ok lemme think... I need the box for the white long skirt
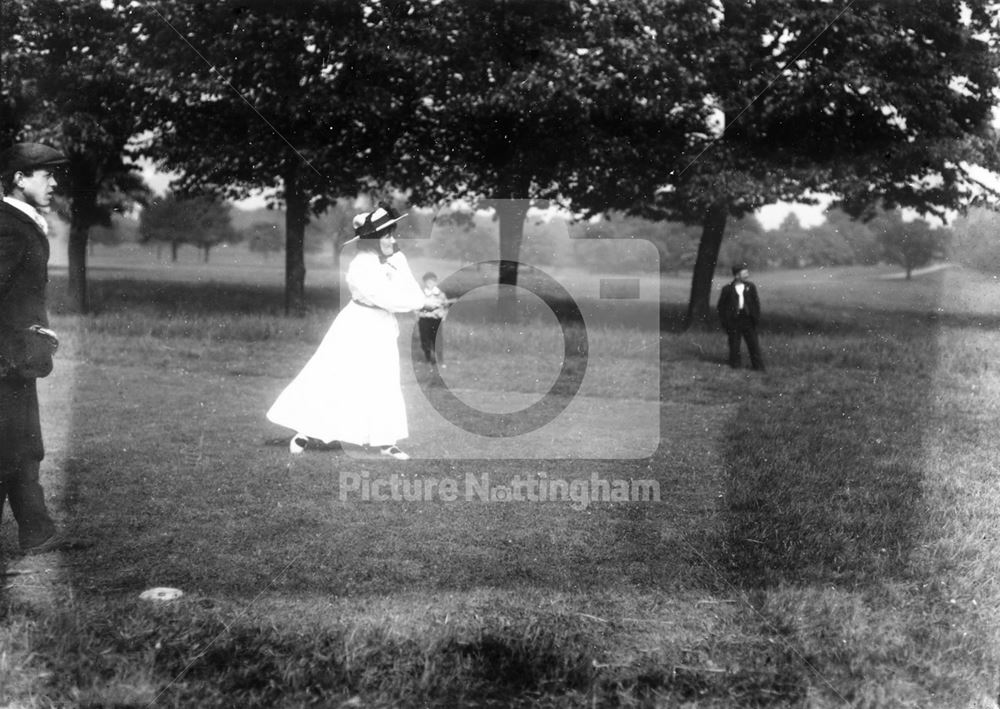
[266,302,408,446]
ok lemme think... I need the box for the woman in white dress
[266,202,428,460]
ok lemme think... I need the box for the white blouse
[347,251,425,313]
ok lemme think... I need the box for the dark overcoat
[0,201,50,462]
[716,279,761,331]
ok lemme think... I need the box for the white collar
[3,196,49,235]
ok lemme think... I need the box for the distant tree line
[99,192,961,279]
[405,204,956,278]
[132,196,361,262]
[720,209,953,278]
[577,207,952,278]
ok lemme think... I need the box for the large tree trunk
[685,201,729,330]
[67,218,89,314]
[66,159,100,313]
[284,165,308,317]
[495,174,531,322]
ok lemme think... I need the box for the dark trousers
[418,317,442,363]
[0,458,55,549]
[727,314,765,370]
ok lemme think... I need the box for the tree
[825,208,881,266]
[641,217,700,275]
[772,213,812,269]
[872,210,950,279]
[425,209,499,266]
[127,0,416,315]
[570,213,701,276]
[3,0,149,311]
[800,221,856,267]
[950,206,1000,273]
[140,194,185,262]
[140,193,238,262]
[88,212,139,252]
[309,198,362,274]
[189,197,241,263]
[390,0,713,317]
[719,214,773,270]
[637,1,1000,326]
[246,221,284,261]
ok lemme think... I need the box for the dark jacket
[717,279,761,330]
[0,201,50,332]
[0,200,50,460]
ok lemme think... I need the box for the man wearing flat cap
[717,262,765,371]
[0,142,69,554]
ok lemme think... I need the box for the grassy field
[2,257,999,707]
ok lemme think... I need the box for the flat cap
[1,143,68,174]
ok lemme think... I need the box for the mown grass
[2,265,999,707]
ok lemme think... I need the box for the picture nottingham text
[339,472,661,511]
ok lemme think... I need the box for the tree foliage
[126,0,416,314]
[871,210,950,279]
[950,206,1000,273]
[572,215,701,275]
[718,215,772,270]
[387,0,713,314]
[140,193,240,262]
[385,0,998,322]
[824,208,883,266]
[423,209,499,266]
[245,221,284,259]
[7,0,998,320]
[637,0,1000,325]
[2,0,150,311]
[89,213,140,249]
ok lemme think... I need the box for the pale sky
[141,157,1000,230]
[756,200,830,230]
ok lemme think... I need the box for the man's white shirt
[3,196,49,235]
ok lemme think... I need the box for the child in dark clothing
[417,272,450,366]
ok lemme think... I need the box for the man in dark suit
[0,142,69,554]
[716,262,765,371]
